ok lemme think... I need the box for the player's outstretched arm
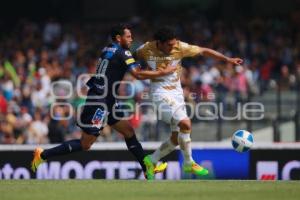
[130,65,176,80]
[200,48,243,65]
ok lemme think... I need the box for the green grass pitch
[1,180,299,200]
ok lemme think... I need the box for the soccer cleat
[143,155,155,180]
[154,162,168,174]
[183,161,209,176]
[31,147,45,172]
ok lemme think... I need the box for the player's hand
[227,58,243,65]
[160,65,177,75]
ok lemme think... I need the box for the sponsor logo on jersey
[102,47,117,53]
[148,56,175,61]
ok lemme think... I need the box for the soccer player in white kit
[136,27,243,176]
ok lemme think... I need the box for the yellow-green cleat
[31,147,45,172]
[143,155,168,180]
[143,155,155,180]
[154,162,168,174]
[183,161,209,176]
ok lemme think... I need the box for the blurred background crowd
[1,0,300,144]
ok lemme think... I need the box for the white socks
[178,132,194,165]
[150,132,194,165]
[150,139,176,163]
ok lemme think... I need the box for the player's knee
[81,143,92,151]
[178,120,191,132]
[80,141,93,151]
[80,132,97,151]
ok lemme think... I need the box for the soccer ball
[231,130,254,153]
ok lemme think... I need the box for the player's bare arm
[130,65,176,80]
[199,47,243,65]
[131,51,176,80]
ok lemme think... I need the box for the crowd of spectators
[1,14,300,144]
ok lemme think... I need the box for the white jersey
[136,40,203,95]
[136,40,203,125]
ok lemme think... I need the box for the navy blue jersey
[86,43,139,99]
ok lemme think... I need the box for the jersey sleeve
[179,41,203,58]
[120,49,140,71]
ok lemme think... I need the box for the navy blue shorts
[77,89,124,137]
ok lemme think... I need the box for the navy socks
[125,135,146,172]
[41,139,83,160]
[40,136,147,174]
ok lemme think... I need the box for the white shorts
[152,93,188,132]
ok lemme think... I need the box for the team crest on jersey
[91,108,106,129]
[125,50,132,56]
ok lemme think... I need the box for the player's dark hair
[110,24,131,41]
[154,26,177,43]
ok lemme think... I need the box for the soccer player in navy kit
[31,24,176,180]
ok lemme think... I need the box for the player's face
[158,38,177,54]
[120,29,133,49]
